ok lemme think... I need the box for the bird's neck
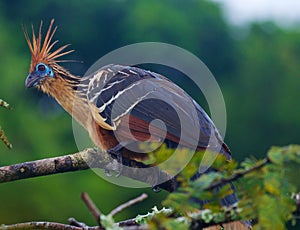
[41,75,90,128]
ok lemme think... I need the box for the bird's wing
[86,64,230,157]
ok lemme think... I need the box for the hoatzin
[23,20,250,229]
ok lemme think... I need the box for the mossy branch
[0,148,175,192]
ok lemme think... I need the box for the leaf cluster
[138,145,300,229]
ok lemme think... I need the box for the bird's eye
[37,64,46,72]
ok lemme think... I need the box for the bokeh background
[0,0,300,228]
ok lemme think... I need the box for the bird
[23,19,250,230]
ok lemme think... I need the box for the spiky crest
[23,19,74,72]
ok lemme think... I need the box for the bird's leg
[106,141,128,177]
[151,167,161,192]
[91,147,113,177]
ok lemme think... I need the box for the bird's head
[25,62,54,88]
[23,19,74,90]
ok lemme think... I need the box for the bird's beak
[25,71,40,88]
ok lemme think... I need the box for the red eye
[37,64,46,72]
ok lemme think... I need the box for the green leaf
[268,147,285,165]
[100,214,120,230]
[135,206,173,225]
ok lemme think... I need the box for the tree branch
[109,193,148,217]
[81,192,102,226]
[0,221,99,230]
[206,157,270,191]
[0,148,175,192]
[0,192,149,230]
[0,221,148,230]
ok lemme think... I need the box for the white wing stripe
[112,90,154,123]
[97,81,142,113]
[89,79,125,103]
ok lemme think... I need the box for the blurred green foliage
[144,145,300,229]
[0,0,299,228]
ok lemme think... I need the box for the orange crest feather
[23,19,74,72]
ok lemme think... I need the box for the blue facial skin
[25,62,54,88]
[36,62,54,78]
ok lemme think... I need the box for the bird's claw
[107,143,125,177]
[113,150,123,177]
[152,185,161,193]
[151,167,161,192]
[104,168,112,177]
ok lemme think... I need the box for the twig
[206,157,270,191]
[0,99,11,109]
[0,148,175,192]
[81,192,102,226]
[117,226,148,230]
[0,221,149,230]
[118,218,139,227]
[0,218,147,229]
[0,99,12,149]
[0,127,12,149]
[0,221,99,230]
[110,193,148,217]
[67,217,90,228]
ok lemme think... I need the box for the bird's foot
[152,185,161,193]
[106,142,127,177]
[91,147,113,177]
[151,167,161,192]
[104,168,112,177]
